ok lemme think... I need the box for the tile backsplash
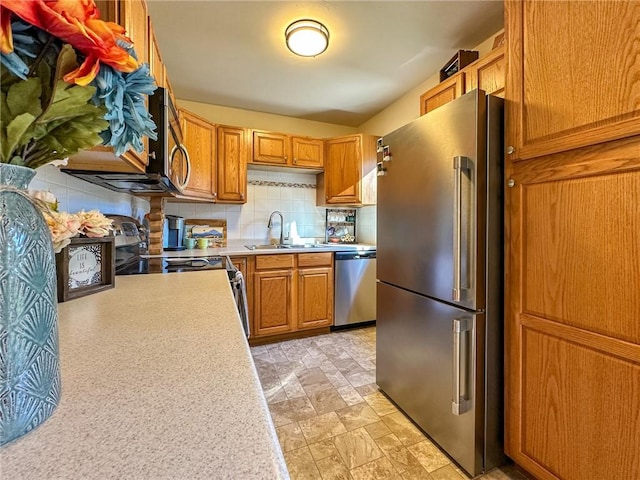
[31,166,377,244]
[31,165,149,220]
[165,169,377,244]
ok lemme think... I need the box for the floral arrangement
[0,0,157,169]
[30,189,113,253]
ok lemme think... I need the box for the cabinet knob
[293,158,297,164]
[507,179,516,188]
[506,146,515,155]
[284,156,288,161]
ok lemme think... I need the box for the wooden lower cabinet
[298,266,333,330]
[251,252,334,342]
[253,269,294,337]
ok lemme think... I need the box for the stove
[116,256,231,277]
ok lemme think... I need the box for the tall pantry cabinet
[504,2,640,480]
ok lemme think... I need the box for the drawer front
[255,254,295,270]
[298,252,333,267]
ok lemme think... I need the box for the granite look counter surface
[0,271,289,479]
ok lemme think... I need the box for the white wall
[30,165,149,221]
[164,169,377,244]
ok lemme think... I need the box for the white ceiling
[147,1,504,127]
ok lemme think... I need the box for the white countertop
[0,271,289,480]
[144,240,376,258]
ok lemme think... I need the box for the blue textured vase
[0,163,61,446]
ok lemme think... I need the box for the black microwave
[62,87,191,195]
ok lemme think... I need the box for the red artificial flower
[1,0,138,85]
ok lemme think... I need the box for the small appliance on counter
[325,208,356,243]
[163,215,186,251]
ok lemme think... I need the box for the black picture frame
[55,236,115,302]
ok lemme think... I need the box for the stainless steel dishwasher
[334,250,377,327]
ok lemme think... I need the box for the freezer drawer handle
[452,317,472,415]
[452,155,471,302]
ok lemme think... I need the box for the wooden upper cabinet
[179,109,216,199]
[465,46,505,98]
[420,73,465,115]
[506,1,640,161]
[252,131,290,165]
[122,0,148,66]
[319,134,377,206]
[148,19,165,89]
[217,125,248,203]
[249,130,324,169]
[67,0,150,173]
[291,136,323,168]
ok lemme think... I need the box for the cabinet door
[419,73,464,115]
[252,131,289,165]
[297,267,333,330]
[465,46,504,98]
[148,19,165,88]
[180,109,216,199]
[504,140,640,480]
[88,0,148,171]
[506,1,640,161]
[291,136,324,168]
[324,135,362,204]
[217,126,247,203]
[253,269,294,337]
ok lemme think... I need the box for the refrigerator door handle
[452,155,471,302]
[452,317,472,415]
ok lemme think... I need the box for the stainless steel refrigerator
[376,90,504,477]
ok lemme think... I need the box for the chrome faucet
[267,211,284,245]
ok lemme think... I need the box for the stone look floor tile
[402,466,435,479]
[307,388,349,415]
[315,454,351,480]
[349,456,399,480]
[344,369,377,388]
[335,403,381,431]
[381,412,428,446]
[276,423,307,452]
[364,391,398,416]
[264,385,288,404]
[429,464,466,480]
[333,427,384,469]
[354,383,379,396]
[269,396,317,427]
[335,384,364,406]
[298,411,348,444]
[307,439,340,461]
[297,367,335,396]
[365,421,393,439]
[407,440,451,473]
[284,446,322,480]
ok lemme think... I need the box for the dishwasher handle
[335,251,377,261]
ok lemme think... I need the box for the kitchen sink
[244,244,322,250]
[244,244,292,250]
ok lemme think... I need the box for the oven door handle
[231,270,250,339]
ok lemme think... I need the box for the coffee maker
[163,215,186,251]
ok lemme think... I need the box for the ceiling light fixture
[285,19,329,57]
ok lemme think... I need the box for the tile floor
[250,326,533,480]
